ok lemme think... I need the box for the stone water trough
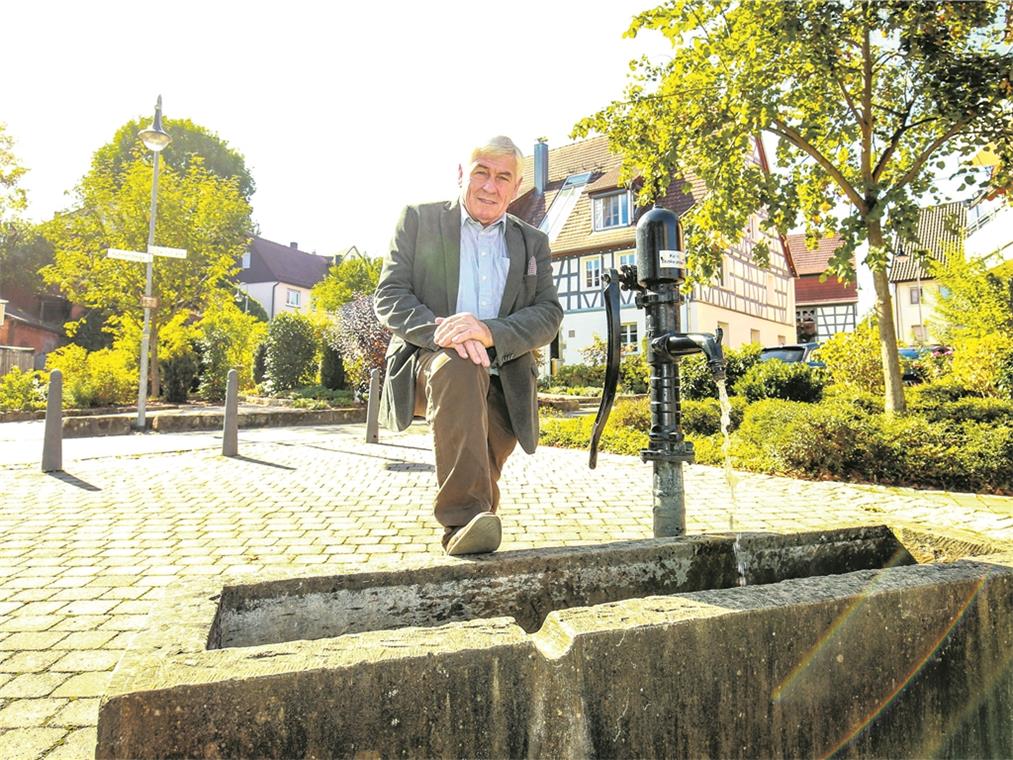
[97,525,1013,758]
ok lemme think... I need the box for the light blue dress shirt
[457,202,510,320]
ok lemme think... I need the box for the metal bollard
[42,369,63,473]
[222,368,238,457]
[365,368,380,444]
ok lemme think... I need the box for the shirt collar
[460,197,506,232]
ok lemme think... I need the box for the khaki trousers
[414,349,517,544]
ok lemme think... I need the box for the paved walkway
[1,422,1012,759]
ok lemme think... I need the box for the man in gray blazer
[374,136,562,555]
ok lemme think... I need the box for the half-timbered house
[509,137,798,368]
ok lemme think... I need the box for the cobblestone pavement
[1,422,1012,759]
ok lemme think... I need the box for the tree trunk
[867,222,906,413]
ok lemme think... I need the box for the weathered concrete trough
[97,526,1013,759]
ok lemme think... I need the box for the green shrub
[252,342,267,385]
[680,343,761,400]
[552,363,605,389]
[906,380,975,405]
[46,344,137,408]
[160,351,197,403]
[292,385,356,405]
[912,396,1013,426]
[690,433,727,465]
[949,333,1013,398]
[320,342,345,390]
[956,422,1013,493]
[867,413,955,487]
[619,351,649,393]
[539,385,602,397]
[733,361,824,403]
[195,299,268,399]
[539,398,648,457]
[0,367,49,412]
[815,318,883,393]
[609,396,650,432]
[681,396,746,436]
[264,312,318,393]
[823,384,883,414]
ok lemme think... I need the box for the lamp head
[138,95,171,152]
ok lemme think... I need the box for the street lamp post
[135,96,172,430]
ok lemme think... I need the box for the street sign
[107,248,153,263]
[149,245,188,259]
[140,296,160,310]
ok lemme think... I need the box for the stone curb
[56,407,367,438]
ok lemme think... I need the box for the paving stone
[0,616,62,633]
[0,651,64,673]
[0,673,68,699]
[51,672,113,699]
[50,698,100,728]
[49,632,116,651]
[0,698,68,728]
[0,633,67,651]
[50,651,121,673]
[0,727,67,760]
[44,727,97,760]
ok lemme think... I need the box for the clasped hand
[434,312,493,367]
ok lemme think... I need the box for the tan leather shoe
[446,512,502,556]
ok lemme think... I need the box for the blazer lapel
[499,217,525,317]
[441,201,462,316]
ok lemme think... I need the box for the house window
[241,251,251,269]
[620,323,638,353]
[539,172,592,242]
[939,285,951,299]
[583,256,602,289]
[619,252,636,269]
[750,329,761,344]
[910,287,922,305]
[593,191,631,230]
[286,289,301,307]
[718,321,730,344]
[912,324,927,342]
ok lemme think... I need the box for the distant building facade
[236,237,332,318]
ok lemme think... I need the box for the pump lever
[589,269,621,469]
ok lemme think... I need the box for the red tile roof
[786,233,845,275]
[795,274,858,304]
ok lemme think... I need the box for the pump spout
[655,327,726,381]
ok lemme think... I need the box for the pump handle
[589,269,622,469]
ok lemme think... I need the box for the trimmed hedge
[680,343,762,400]
[733,361,824,403]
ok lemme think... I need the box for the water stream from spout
[716,377,747,586]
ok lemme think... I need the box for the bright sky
[5,0,671,261]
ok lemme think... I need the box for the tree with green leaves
[42,155,253,397]
[311,256,383,312]
[576,0,1012,412]
[93,117,255,200]
[0,121,34,293]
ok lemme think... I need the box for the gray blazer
[374,200,563,453]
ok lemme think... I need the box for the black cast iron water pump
[588,206,726,537]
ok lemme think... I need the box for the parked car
[898,345,952,384]
[758,342,823,367]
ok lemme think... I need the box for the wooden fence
[0,346,36,375]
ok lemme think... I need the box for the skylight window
[538,172,592,242]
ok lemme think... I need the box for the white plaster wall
[243,282,315,319]
[966,202,1013,264]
